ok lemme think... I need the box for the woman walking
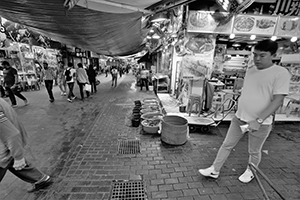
[76,63,90,101]
[87,65,97,94]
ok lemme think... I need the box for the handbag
[84,84,91,92]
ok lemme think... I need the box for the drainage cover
[109,180,147,200]
[118,140,140,154]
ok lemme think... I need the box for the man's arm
[258,94,285,120]
[248,94,285,131]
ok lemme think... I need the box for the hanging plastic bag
[84,84,91,92]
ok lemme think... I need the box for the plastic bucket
[132,118,140,127]
[161,115,188,145]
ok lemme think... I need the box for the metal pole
[249,163,287,200]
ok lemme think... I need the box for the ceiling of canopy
[0,0,185,56]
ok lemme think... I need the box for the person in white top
[76,63,90,101]
[199,40,291,183]
[64,62,76,102]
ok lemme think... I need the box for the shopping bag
[84,84,91,92]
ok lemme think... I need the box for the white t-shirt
[236,65,290,125]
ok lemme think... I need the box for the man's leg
[5,87,17,105]
[69,82,75,98]
[8,160,44,184]
[45,80,54,101]
[248,125,271,166]
[212,116,245,172]
[12,88,27,101]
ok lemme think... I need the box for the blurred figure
[140,66,149,91]
[76,63,90,101]
[111,67,118,87]
[65,62,76,103]
[57,61,67,96]
[41,62,55,102]
[2,61,28,107]
[87,65,97,94]
[0,98,52,192]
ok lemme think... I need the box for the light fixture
[149,29,154,33]
[152,33,160,39]
[146,35,151,39]
[271,36,277,41]
[250,35,256,40]
[232,43,241,47]
[150,12,168,23]
[229,34,235,39]
[291,37,298,42]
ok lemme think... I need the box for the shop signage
[275,16,300,37]
[232,14,278,35]
[272,0,300,16]
[187,11,234,34]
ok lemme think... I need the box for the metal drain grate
[110,180,147,200]
[118,140,140,154]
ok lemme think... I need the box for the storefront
[153,6,300,123]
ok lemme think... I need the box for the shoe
[238,168,254,183]
[11,104,17,108]
[60,92,64,96]
[49,99,54,103]
[71,96,76,100]
[27,175,52,193]
[24,100,29,106]
[198,166,220,179]
[67,98,72,103]
[63,92,67,96]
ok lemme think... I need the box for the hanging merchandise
[18,43,35,73]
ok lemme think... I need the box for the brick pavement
[1,73,300,200]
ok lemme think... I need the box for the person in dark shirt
[2,61,28,107]
[87,65,97,94]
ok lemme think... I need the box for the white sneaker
[238,168,254,183]
[198,166,219,179]
[61,92,64,96]
[67,98,72,103]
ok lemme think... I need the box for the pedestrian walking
[198,40,291,183]
[140,66,149,91]
[76,63,90,101]
[41,62,56,102]
[87,64,97,94]
[0,98,52,192]
[57,61,67,96]
[2,61,28,107]
[65,62,76,103]
[111,67,118,87]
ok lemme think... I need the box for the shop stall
[155,8,300,124]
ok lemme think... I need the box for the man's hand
[248,120,261,132]
[13,158,27,170]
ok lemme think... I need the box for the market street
[1,73,300,200]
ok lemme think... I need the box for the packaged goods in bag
[84,84,91,92]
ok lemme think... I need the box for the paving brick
[158,184,173,191]
[198,187,214,195]
[151,191,168,199]
[173,183,189,190]
[167,190,184,198]
[182,188,199,196]
[210,194,228,200]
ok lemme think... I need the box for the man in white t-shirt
[199,40,290,183]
